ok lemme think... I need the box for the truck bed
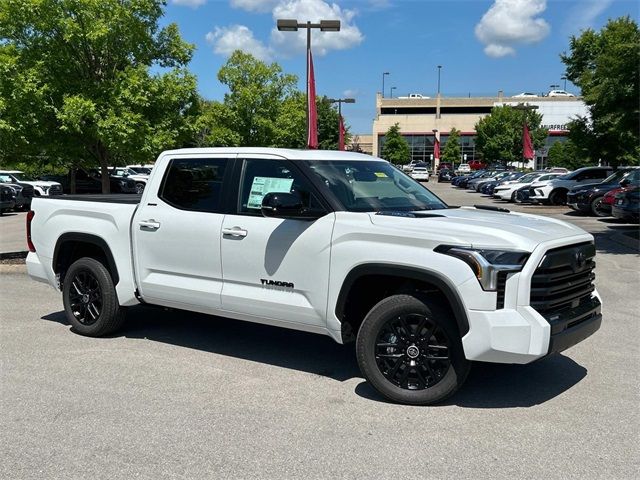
[39,194,141,204]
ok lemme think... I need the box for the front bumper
[461,234,602,364]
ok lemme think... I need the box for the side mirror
[261,192,322,220]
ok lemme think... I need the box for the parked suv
[566,168,640,216]
[0,174,34,209]
[529,166,613,205]
[26,148,602,406]
[0,170,62,197]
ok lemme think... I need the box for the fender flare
[335,264,470,336]
[53,232,119,284]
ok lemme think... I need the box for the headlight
[435,246,529,291]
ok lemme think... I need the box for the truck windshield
[305,160,447,212]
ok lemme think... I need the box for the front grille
[48,184,62,195]
[496,271,508,309]
[530,242,596,318]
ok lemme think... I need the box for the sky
[163,0,639,133]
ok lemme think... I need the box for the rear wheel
[356,294,470,405]
[62,257,126,337]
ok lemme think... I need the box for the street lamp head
[432,129,438,133]
[344,98,355,104]
[277,19,299,31]
[383,71,390,75]
[320,20,341,31]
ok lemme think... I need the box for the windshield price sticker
[247,176,294,209]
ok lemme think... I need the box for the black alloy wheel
[62,257,126,336]
[356,294,470,405]
[67,269,102,326]
[374,313,450,390]
[135,183,145,194]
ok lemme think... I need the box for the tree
[441,127,461,164]
[561,16,640,167]
[0,0,199,192]
[546,139,590,170]
[217,51,297,147]
[381,124,410,164]
[475,105,547,164]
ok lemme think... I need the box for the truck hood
[368,207,587,251]
[23,180,61,188]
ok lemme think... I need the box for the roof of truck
[160,148,379,161]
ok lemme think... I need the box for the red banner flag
[338,115,345,150]
[307,49,318,149]
[433,131,440,161]
[523,123,534,160]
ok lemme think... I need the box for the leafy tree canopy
[475,105,547,164]
[441,127,461,165]
[381,123,410,164]
[561,16,640,167]
[0,0,199,192]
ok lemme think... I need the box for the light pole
[382,72,389,98]
[437,65,442,96]
[550,83,560,92]
[328,98,355,150]
[277,19,341,147]
[512,103,540,170]
[561,76,568,91]
[390,86,396,98]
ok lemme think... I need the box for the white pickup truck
[26,148,602,405]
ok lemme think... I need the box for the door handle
[139,219,161,230]
[222,227,248,238]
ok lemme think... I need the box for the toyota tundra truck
[26,148,602,405]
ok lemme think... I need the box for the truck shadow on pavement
[41,306,361,382]
[355,354,587,408]
[43,307,587,408]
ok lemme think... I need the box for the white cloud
[171,0,207,8]
[209,0,364,61]
[206,25,273,61]
[270,0,364,56]
[230,0,280,13]
[475,0,550,58]
[343,89,360,98]
[570,0,614,32]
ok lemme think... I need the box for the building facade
[371,93,588,169]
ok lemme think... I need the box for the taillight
[26,210,36,252]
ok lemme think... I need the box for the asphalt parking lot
[1,181,639,479]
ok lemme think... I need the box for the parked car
[438,169,454,182]
[566,168,640,217]
[467,171,502,191]
[471,171,511,192]
[410,167,430,182]
[402,160,419,172]
[612,187,640,222]
[437,162,453,172]
[26,147,602,406]
[529,166,613,205]
[480,172,525,196]
[0,170,62,197]
[0,173,34,210]
[0,184,16,214]
[547,89,575,97]
[493,172,563,202]
[469,160,488,171]
[126,164,154,175]
[42,169,137,194]
[455,170,487,189]
[512,92,539,98]
[457,163,471,174]
[109,167,148,194]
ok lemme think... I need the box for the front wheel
[62,257,126,337]
[135,182,145,194]
[548,189,566,206]
[590,196,608,217]
[356,294,470,405]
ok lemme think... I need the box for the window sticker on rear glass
[247,176,294,209]
[374,172,388,178]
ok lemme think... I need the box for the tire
[510,191,517,202]
[135,182,145,194]
[62,257,126,337]
[548,189,566,206]
[590,196,608,217]
[356,294,470,405]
